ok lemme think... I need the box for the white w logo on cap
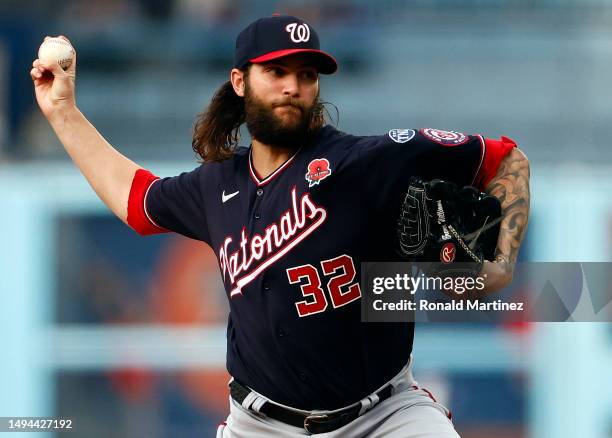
[285,23,310,43]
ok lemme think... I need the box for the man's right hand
[30,35,77,120]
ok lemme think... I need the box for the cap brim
[250,49,338,74]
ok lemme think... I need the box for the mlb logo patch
[388,129,416,144]
[305,158,332,187]
[420,128,468,146]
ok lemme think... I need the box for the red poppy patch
[305,158,332,187]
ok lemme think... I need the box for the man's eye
[300,70,317,81]
[268,67,283,76]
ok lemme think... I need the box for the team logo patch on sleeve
[388,129,416,144]
[421,128,469,146]
[305,158,332,187]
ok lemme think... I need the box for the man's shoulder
[314,125,365,150]
[233,146,250,157]
[313,126,479,149]
[352,127,480,150]
[310,126,417,159]
[201,146,249,168]
[183,147,248,185]
[320,127,416,152]
[322,126,421,147]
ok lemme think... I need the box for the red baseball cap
[234,15,338,74]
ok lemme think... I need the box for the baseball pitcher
[31,14,530,437]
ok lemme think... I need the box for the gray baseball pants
[216,358,460,437]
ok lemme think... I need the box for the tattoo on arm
[485,148,530,274]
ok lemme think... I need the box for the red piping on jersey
[421,387,438,402]
[143,179,166,229]
[473,135,517,191]
[413,385,453,420]
[470,135,486,187]
[127,169,168,235]
[248,147,301,187]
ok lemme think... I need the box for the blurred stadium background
[1,0,611,437]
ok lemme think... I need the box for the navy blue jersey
[133,126,508,410]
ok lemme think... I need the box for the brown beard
[244,82,320,150]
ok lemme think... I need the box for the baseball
[38,37,75,71]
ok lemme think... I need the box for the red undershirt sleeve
[127,169,169,236]
[473,136,517,191]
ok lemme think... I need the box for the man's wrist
[480,259,513,295]
[48,105,80,129]
[494,254,514,277]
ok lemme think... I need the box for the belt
[229,379,394,434]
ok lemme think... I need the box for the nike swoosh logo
[222,190,239,203]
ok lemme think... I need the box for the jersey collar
[248,146,302,187]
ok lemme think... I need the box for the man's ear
[230,68,245,97]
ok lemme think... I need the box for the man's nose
[282,73,300,97]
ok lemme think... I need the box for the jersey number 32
[286,254,362,317]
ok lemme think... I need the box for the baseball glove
[397,178,502,278]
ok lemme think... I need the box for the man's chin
[272,114,304,131]
[252,125,312,149]
[245,102,315,148]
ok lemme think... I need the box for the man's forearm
[485,147,530,274]
[49,107,142,223]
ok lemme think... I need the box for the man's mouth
[274,105,302,117]
[275,103,302,110]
